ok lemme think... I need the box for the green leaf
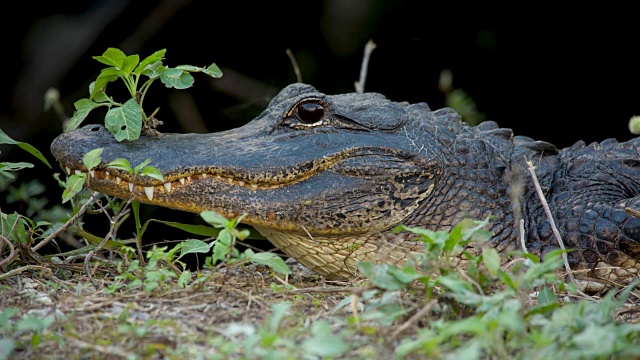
[135,49,166,76]
[248,252,290,274]
[88,81,110,103]
[175,63,223,78]
[538,286,559,306]
[93,47,127,68]
[62,174,86,203]
[0,338,16,360]
[150,219,219,237]
[160,68,194,89]
[200,211,231,228]
[67,99,100,131]
[82,148,103,171]
[140,166,164,182]
[0,162,34,179]
[177,270,192,288]
[106,158,133,175]
[105,98,143,141]
[357,262,411,291]
[90,67,120,100]
[140,61,165,79]
[132,159,152,175]
[122,54,140,75]
[482,247,500,278]
[206,63,223,77]
[302,321,349,357]
[178,239,212,257]
[0,128,51,168]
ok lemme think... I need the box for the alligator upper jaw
[51,123,435,235]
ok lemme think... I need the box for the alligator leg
[528,139,640,286]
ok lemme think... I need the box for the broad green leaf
[482,247,500,278]
[141,61,165,79]
[206,63,223,77]
[133,159,152,175]
[16,315,53,332]
[160,68,194,89]
[0,128,19,145]
[177,270,192,288]
[135,49,166,76]
[248,252,290,274]
[149,219,219,237]
[140,166,164,182]
[302,321,349,357]
[175,63,223,78]
[88,81,110,103]
[93,47,126,68]
[62,174,86,203]
[0,128,51,168]
[82,148,103,171]
[0,339,16,360]
[538,286,559,306]
[91,67,120,100]
[1,212,28,243]
[122,54,140,75]
[201,211,231,228]
[174,65,202,72]
[0,162,34,179]
[178,239,212,258]
[105,98,142,141]
[66,98,102,131]
[106,158,132,174]
[268,302,291,331]
[357,262,409,291]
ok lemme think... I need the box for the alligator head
[51,83,516,278]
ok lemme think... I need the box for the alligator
[50,83,640,287]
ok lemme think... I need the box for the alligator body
[51,83,640,285]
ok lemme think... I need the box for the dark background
[2,1,639,250]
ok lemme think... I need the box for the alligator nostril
[90,126,100,131]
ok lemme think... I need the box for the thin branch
[354,39,377,94]
[32,191,101,252]
[519,218,528,253]
[83,197,133,282]
[0,235,16,268]
[285,48,302,83]
[525,160,572,274]
[391,299,438,339]
[525,159,594,299]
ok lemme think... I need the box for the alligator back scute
[536,136,640,284]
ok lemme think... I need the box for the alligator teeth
[216,175,223,181]
[128,182,134,192]
[116,176,122,184]
[187,176,191,181]
[65,167,71,175]
[238,180,245,187]
[144,186,154,201]
[75,170,82,176]
[250,183,258,190]
[164,182,172,193]
[179,178,185,185]
[105,171,110,176]
[227,177,234,184]
[201,173,207,179]
[89,170,95,178]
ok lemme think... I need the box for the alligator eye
[295,101,325,124]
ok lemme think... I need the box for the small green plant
[0,128,51,179]
[200,210,290,275]
[0,307,57,360]
[66,47,222,141]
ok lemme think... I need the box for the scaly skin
[51,83,640,286]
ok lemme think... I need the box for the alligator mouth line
[61,147,389,202]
